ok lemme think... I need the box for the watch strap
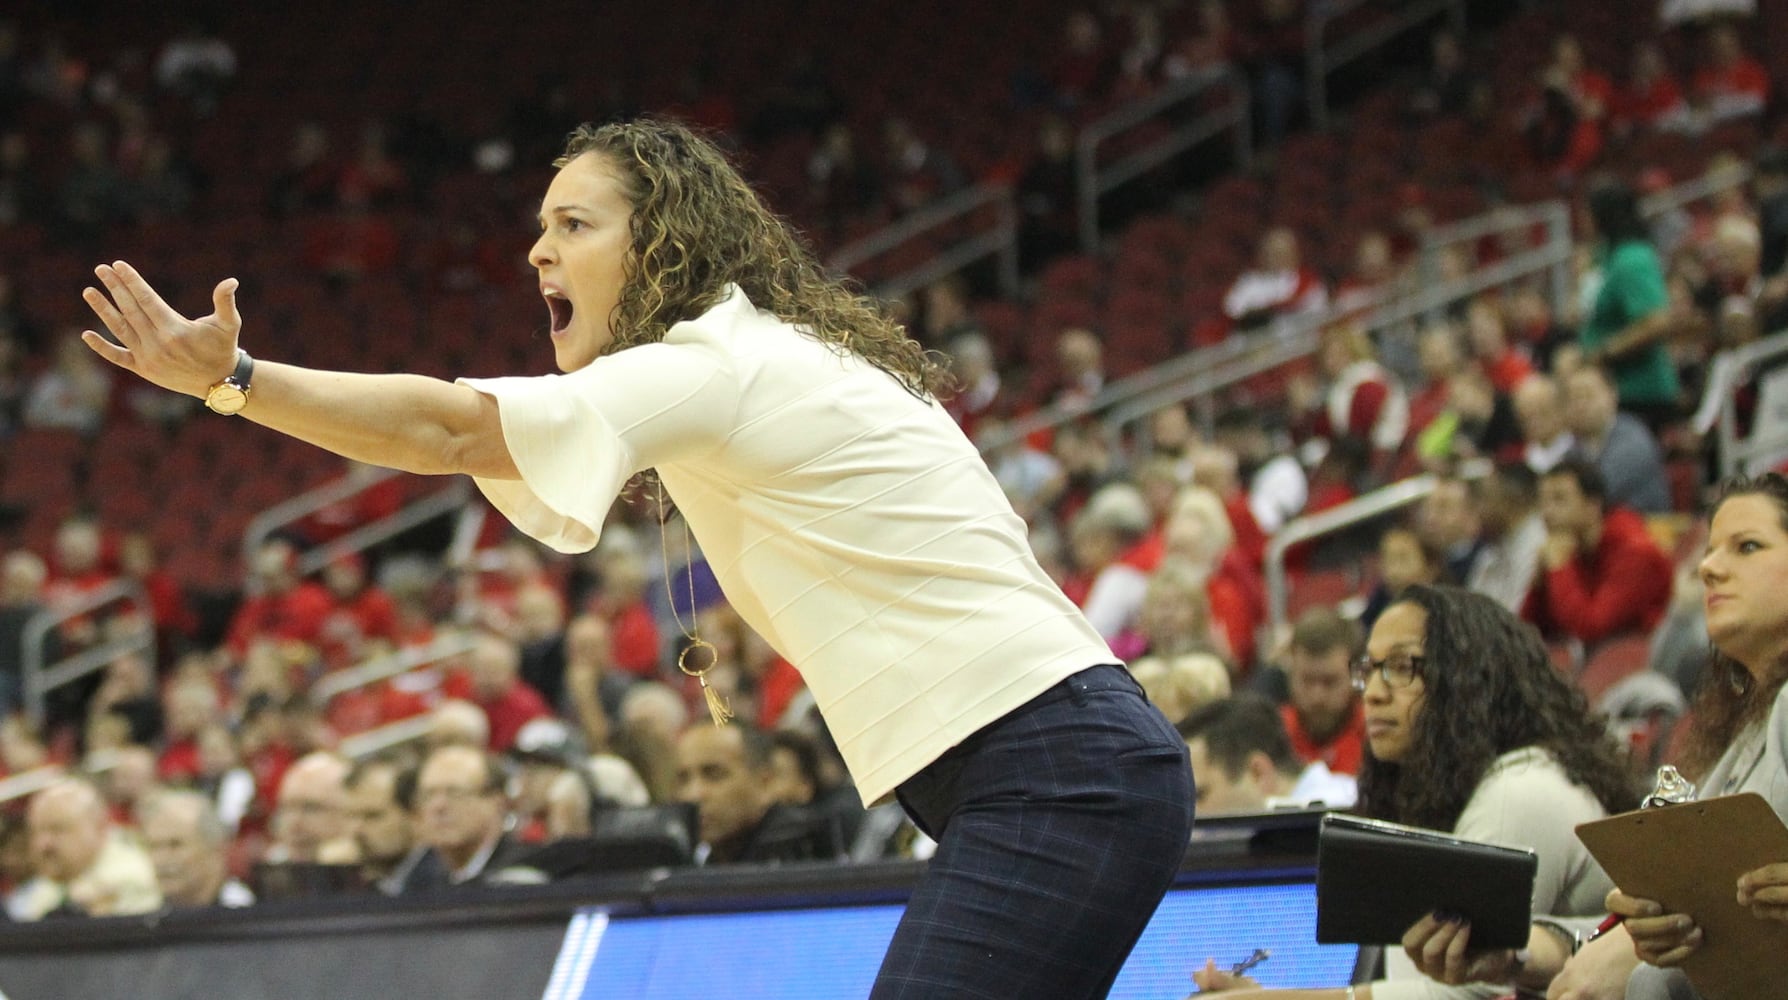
[225,348,254,391]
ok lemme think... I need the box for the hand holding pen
[1588,766,1698,946]
[1188,949,1270,994]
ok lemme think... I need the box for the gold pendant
[676,638,733,727]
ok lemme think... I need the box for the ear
[1244,751,1278,789]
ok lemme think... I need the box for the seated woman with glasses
[1196,584,1638,999]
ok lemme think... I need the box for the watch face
[206,384,248,415]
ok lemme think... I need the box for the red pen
[1587,913,1622,941]
[1589,766,1698,942]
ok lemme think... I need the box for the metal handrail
[293,480,473,579]
[974,329,1262,455]
[1265,474,1441,633]
[0,766,68,806]
[1709,329,1788,480]
[1076,68,1251,252]
[21,579,154,727]
[1307,0,1466,129]
[974,205,1576,458]
[340,714,435,760]
[1261,458,1492,633]
[1415,200,1576,320]
[1099,227,1578,441]
[828,182,1020,300]
[312,632,481,703]
[241,467,472,584]
[242,467,404,565]
[1640,161,1751,217]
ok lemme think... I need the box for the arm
[1545,925,1641,1000]
[1585,249,1671,365]
[80,261,518,480]
[1583,310,1672,365]
[1401,915,1573,993]
[1535,547,1659,646]
[565,622,613,754]
[239,363,518,479]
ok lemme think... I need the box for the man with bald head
[1512,374,1575,473]
[427,698,491,750]
[400,743,536,892]
[140,789,253,908]
[267,750,350,863]
[463,632,551,753]
[15,778,159,919]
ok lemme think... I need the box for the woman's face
[1701,494,1788,672]
[1379,531,1433,592]
[1361,602,1428,764]
[529,152,634,372]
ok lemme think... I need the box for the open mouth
[545,291,574,334]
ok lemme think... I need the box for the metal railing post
[20,580,154,728]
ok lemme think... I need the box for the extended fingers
[108,260,186,325]
[94,261,182,343]
[82,283,142,350]
[78,330,136,372]
[93,264,159,344]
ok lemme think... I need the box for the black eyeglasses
[1351,652,1426,692]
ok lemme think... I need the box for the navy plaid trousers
[872,665,1196,999]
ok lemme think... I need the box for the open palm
[80,260,243,398]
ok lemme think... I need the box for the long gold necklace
[656,481,733,727]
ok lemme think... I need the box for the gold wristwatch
[204,348,254,415]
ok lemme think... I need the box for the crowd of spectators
[0,13,1784,997]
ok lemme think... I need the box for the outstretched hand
[80,261,243,398]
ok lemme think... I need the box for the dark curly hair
[1684,473,1788,778]
[1356,584,1638,831]
[555,117,946,399]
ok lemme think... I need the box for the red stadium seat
[1578,634,1654,702]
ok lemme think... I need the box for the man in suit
[399,744,538,892]
[676,722,845,866]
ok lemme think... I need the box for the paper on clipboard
[1576,792,1788,1000]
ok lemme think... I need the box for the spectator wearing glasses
[402,744,538,892]
[1196,585,1636,998]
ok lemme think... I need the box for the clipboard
[1315,814,1537,949]
[1576,792,1788,1000]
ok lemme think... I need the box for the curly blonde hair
[557,118,946,399]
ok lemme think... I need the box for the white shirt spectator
[1467,512,1549,613]
[1267,761,1359,810]
[1248,454,1309,534]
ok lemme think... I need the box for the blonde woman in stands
[78,117,1192,998]
[1550,473,1788,1000]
